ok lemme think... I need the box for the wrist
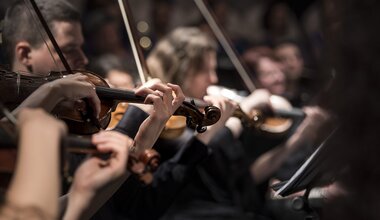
[239,103,250,115]
[134,116,166,152]
[225,117,243,138]
[150,111,171,124]
[129,103,153,115]
[43,81,66,102]
[63,190,94,220]
[147,114,168,136]
[240,101,257,115]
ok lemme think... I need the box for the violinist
[0,108,131,220]
[146,27,267,219]
[2,1,226,220]
[3,0,101,117]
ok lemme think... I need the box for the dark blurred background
[0,0,323,90]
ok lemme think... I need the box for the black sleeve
[211,128,265,215]
[209,126,235,146]
[112,137,210,220]
[208,127,240,158]
[113,105,148,138]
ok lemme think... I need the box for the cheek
[185,75,208,99]
[30,51,57,74]
[259,77,273,87]
[195,75,210,89]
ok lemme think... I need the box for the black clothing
[113,105,149,137]
[92,106,210,220]
[161,127,266,220]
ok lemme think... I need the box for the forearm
[6,123,61,218]
[63,174,129,220]
[12,83,63,115]
[225,117,243,139]
[251,134,303,184]
[134,116,166,152]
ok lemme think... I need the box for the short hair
[147,27,217,86]
[2,0,80,63]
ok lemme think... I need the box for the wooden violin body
[108,102,129,129]
[0,69,221,135]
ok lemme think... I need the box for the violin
[108,102,129,129]
[0,69,221,135]
[0,118,160,187]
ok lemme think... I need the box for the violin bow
[117,0,150,84]
[194,0,256,93]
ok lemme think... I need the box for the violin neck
[95,86,146,104]
[274,108,305,119]
[63,135,100,154]
[184,97,209,108]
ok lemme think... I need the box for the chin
[271,87,286,96]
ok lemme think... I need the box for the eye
[61,46,78,54]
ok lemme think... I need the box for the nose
[74,49,89,69]
[209,70,218,84]
[274,70,285,82]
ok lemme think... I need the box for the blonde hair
[147,27,217,87]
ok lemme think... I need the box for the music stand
[271,129,338,219]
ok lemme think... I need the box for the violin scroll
[204,105,222,126]
[175,101,221,133]
[128,149,160,185]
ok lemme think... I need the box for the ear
[14,41,33,68]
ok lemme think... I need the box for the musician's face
[184,51,218,99]
[256,57,286,95]
[28,21,88,75]
[275,43,304,81]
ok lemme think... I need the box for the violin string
[16,71,20,95]
[23,0,61,76]
[0,103,17,126]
